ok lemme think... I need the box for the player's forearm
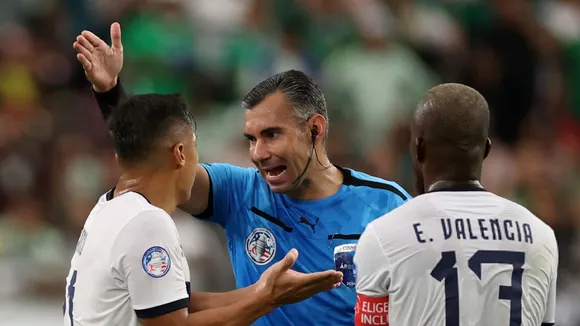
[186,289,274,326]
[92,78,128,121]
[189,284,258,312]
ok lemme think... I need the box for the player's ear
[483,138,491,160]
[173,143,186,168]
[416,137,426,163]
[114,153,119,164]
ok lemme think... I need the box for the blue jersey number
[64,270,78,324]
[430,250,525,326]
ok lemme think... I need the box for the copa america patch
[246,228,276,265]
[142,246,171,278]
[334,244,357,288]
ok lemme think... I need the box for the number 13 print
[430,250,525,326]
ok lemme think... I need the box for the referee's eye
[265,131,279,139]
[245,135,256,144]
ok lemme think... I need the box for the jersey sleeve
[194,163,255,228]
[354,223,391,326]
[112,209,189,319]
[542,270,556,325]
[543,235,559,325]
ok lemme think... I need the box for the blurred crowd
[1,0,580,324]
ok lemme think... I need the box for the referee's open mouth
[263,165,287,183]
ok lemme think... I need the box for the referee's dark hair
[413,83,491,179]
[107,94,195,165]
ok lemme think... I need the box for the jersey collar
[105,187,115,201]
[105,187,151,203]
[427,180,487,193]
[336,165,354,185]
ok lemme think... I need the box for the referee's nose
[250,139,272,165]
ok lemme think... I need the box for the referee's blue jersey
[195,163,411,326]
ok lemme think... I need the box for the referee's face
[244,92,313,193]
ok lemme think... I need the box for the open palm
[72,22,124,92]
[256,249,343,306]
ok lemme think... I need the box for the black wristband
[92,79,126,121]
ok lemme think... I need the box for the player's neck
[288,162,343,200]
[425,170,483,192]
[115,171,178,215]
[424,161,483,192]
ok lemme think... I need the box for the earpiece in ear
[311,126,319,143]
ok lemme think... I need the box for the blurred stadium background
[1,0,580,324]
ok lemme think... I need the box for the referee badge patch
[246,228,276,265]
[142,246,171,278]
[334,244,357,288]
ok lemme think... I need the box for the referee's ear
[483,138,491,159]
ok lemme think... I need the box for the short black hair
[107,94,195,164]
[242,70,329,138]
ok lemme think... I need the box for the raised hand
[257,249,343,306]
[73,22,124,92]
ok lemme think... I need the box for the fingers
[76,35,95,53]
[81,30,107,49]
[280,249,299,271]
[302,281,339,296]
[76,53,92,71]
[267,249,298,278]
[110,22,123,50]
[73,41,93,62]
[303,273,343,293]
[296,269,343,287]
[289,273,344,302]
[287,248,298,262]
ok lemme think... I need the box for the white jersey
[354,190,558,326]
[63,190,191,326]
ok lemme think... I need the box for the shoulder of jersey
[496,194,555,231]
[119,203,174,238]
[341,167,410,200]
[100,191,171,221]
[423,191,555,233]
[369,194,422,227]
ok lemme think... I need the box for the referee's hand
[256,249,343,307]
[73,22,123,93]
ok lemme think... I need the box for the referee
[73,23,411,326]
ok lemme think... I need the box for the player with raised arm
[354,83,558,326]
[63,94,343,326]
[72,23,411,325]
